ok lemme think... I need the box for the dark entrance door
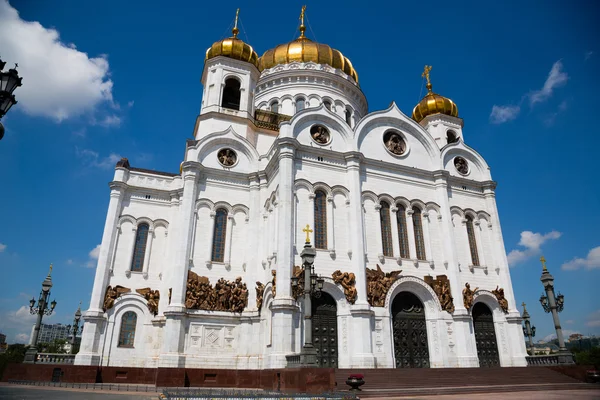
[312,292,338,368]
[472,302,500,367]
[392,292,429,368]
[51,368,62,382]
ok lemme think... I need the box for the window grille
[118,311,137,348]
[314,190,328,249]
[396,205,410,259]
[211,209,228,262]
[380,202,393,257]
[466,216,480,266]
[130,223,149,272]
[412,207,426,261]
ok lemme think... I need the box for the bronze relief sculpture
[310,124,330,145]
[256,281,265,312]
[366,264,402,307]
[185,270,248,313]
[454,156,469,175]
[103,285,130,312]
[291,265,305,300]
[331,270,357,304]
[136,287,160,316]
[383,131,406,155]
[424,275,454,313]
[462,282,478,310]
[492,286,509,313]
[271,269,277,298]
[217,148,237,167]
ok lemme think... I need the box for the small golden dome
[205,9,259,68]
[412,65,458,123]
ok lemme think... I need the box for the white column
[346,199,353,257]
[189,211,198,264]
[224,213,234,268]
[485,221,497,269]
[473,220,487,268]
[422,212,433,267]
[141,228,155,278]
[124,225,137,275]
[248,174,260,310]
[461,219,473,268]
[374,204,384,262]
[390,207,401,263]
[109,226,121,275]
[307,193,315,244]
[406,208,418,263]
[206,211,216,266]
[327,195,335,255]
[262,213,269,267]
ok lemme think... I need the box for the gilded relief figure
[103,285,130,312]
[291,265,305,300]
[185,271,248,312]
[463,282,478,310]
[331,270,357,304]
[366,265,402,307]
[492,286,509,313]
[256,281,265,312]
[271,269,277,298]
[425,275,454,313]
[136,287,160,316]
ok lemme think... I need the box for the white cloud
[0,0,115,121]
[507,230,561,267]
[542,330,581,342]
[585,51,593,61]
[66,259,73,265]
[586,310,600,327]
[489,105,520,124]
[15,333,29,343]
[562,246,600,271]
[529,60,568,106]
[76,147,121,170]
[0,243,6,252]
[565,320,574,325]
[85,244,101,268]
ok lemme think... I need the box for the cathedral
[76,8,528,370]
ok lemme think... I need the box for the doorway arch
[392,291,429,368]
[472,302,500,367]
[312,292,338,368]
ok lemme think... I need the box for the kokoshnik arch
[76,7,528,370]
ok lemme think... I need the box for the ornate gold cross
[422,65,432,85]
[540,256,547,271]
[521,302,527,310]
[48,263,53,275]
[299,5,307,38]
[302,224,313,243]
[232,8,240,38]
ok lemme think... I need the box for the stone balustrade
[35,353,76,364]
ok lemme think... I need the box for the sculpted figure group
[136,287,160,316]
[462,282,478,310]
[185,271,248,313]
[103,285,130,312]
[366,265,402,307]
[492,286,509,313]
[291,266,305,300]
[331,270,357,304]
[425,275,454,313]
[256,281,265,312]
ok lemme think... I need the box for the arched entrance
[392,292,429,368]
[472,302,500,367]
[312,292,338,367]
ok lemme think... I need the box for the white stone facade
[75,52,528,370]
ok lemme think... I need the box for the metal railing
[35,353,76,364]
[526,354,559,366]
[162,389,357,400]
[7,380,159,392]
[286,354,301,366]
[254,109,292,131]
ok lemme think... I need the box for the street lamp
[291,224,325,367]
[521,302,536,353]
[24,264,57,363]
[538,256,574,364]
[66,302,82,354]
[0,58,23,141]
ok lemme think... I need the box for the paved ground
[0,386,158,399]
[369,388,600,399]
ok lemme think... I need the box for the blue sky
[0,0,598,344]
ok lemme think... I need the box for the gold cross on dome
[521,302,527,310]
[48,263,53,275]
[422,65,432,85]
[540,256,547,271]
[302,224,313,243]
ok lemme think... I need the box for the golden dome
[412,66,458,123]
[257,11,358,83]
[205,10,259,68]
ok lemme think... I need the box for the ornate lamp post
[290,224,325,367]
[521,302,536,353]
[0,58,23,141]
[538,256,573,364]
[24,264,57,363]
[66,303,82,354]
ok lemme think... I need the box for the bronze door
[312,292,338,368]
[392,292,430,368]
[472,302,500,367]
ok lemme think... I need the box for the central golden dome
[258,22,358,83]
[412,66,458,123]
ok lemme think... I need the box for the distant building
[0,332,6,353]
[30,323,70,345]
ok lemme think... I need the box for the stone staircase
[335,367,593,397]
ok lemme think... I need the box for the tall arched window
[396,205,410,259]
[130,223,149,272]
[380,202,393,257]
[447,130,458,144]
[314,190,327,249]
[345,107,352,126]
[323,100,332,111]
[466,216,480,266]
[270,100,279,114]
[211,208,228,262]
[221,78,241,110]
[118,311,137,348]
[296,97,305,112]
[412,207,426,261]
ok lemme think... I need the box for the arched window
[447,130,458,144]
[466,216,480,266]
[345,107,352,126]
[323,100,332,111]
[296,97,305,112]
[396,205,410,259]
[221,78,241,110]
[211,208,228,262]
[118,311,137,348]
[130,223,149,272]
[412,207,426,261]
[270,100,279,114]
[380,202,393,257]
[314,190,327,249]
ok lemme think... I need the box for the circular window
[310,125,331,145]
[217,148,237,167]
[383,131,407,156]
[454,156,469,175]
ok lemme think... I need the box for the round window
[454,156,469,175]
[310,125,331,145]
[217,148,237,167]
[383,131,407,156]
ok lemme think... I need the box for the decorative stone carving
[185,271,248,313]
[462,282,478,310]
[103,285,130,312]
[366,264,402,307]
[331,270,357,304]
[291,265,305,300]
[492,286,509,313]
[454,156,469,175]
[383,131,406,155]
[217,148,237,167]
[310,124,330,145]
[424,275,455,313]
[256,281,265,312]
[168,288,172,304]
[271,269,276,298]
[136,287,160,316]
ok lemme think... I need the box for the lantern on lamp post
[24,264,57,363]
[0,58,23,141]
